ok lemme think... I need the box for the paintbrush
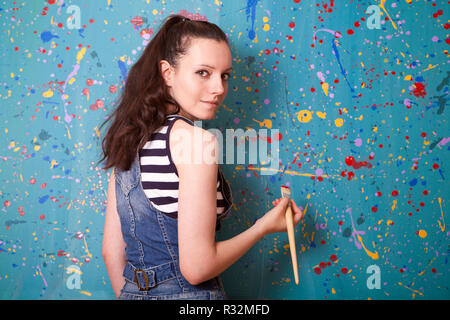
[280,185,299,285]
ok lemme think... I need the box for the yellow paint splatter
[83,237,93,258]
[43,89,54,98]
[50,159,58,169]
[322,82,329,96]
[438,197,445,232]
[297,110,313,123]
[354,231,379,260]
[65,125,71,140]
[418,229,427,238]
[398,282,423,296]
[66,266,82,275]
[316,111,326,119]
[235,165,323,178]
[263,24,270,32]
[94,126,100,139]
[392,199,397,211]
[76,47,86,64]
[379,0,397,30]
[334,118,344,127]
[423,64,438,72]
[253,118,272,129]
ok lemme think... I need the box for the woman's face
[162,38,232,121]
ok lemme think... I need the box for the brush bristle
[280,185,291,198]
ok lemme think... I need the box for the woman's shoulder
[169,119,219,168]
[170,118,217,143]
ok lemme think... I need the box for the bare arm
[172,122,303,285]
[102,168,127,298]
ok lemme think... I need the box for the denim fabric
[114,152,229,300]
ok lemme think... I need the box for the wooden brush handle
[286,205,299,285]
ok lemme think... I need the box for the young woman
[99,14,304,300]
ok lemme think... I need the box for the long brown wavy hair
[97,14,229,172]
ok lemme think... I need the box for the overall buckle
[134,269,149,291]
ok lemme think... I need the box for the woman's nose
[210,75,225,95]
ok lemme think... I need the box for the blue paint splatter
[331,38,354,93]
[118,60,127,82]
[39,195,49,204]
[245,0,259,40]
[40,31,59,43]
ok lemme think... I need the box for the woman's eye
[222,73,230,81]
[197,70,209,77]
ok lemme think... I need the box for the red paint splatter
[340,170,355,181]
[273,132,282,142]
[432,9,444,18]
[109,85,117,94]
[41,6,49,16]
[413,82,427,98]
[345,156,373,169]
[131,16,144,29]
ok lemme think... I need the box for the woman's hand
[256,197,304,236]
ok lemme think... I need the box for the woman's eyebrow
[195,64,233,71]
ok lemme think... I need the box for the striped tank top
[139,114,233,221]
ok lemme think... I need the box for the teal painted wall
[0,0,448,299]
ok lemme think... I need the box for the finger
[279,197,289,208]
[293,210,303,225]
[290,199,302,215]
[273,198,282,204]
[290,200,304,222]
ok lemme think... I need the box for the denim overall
[114,117,233,300]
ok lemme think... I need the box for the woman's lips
[202,101,219,107]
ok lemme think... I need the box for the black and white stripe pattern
[139,115,228,218]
